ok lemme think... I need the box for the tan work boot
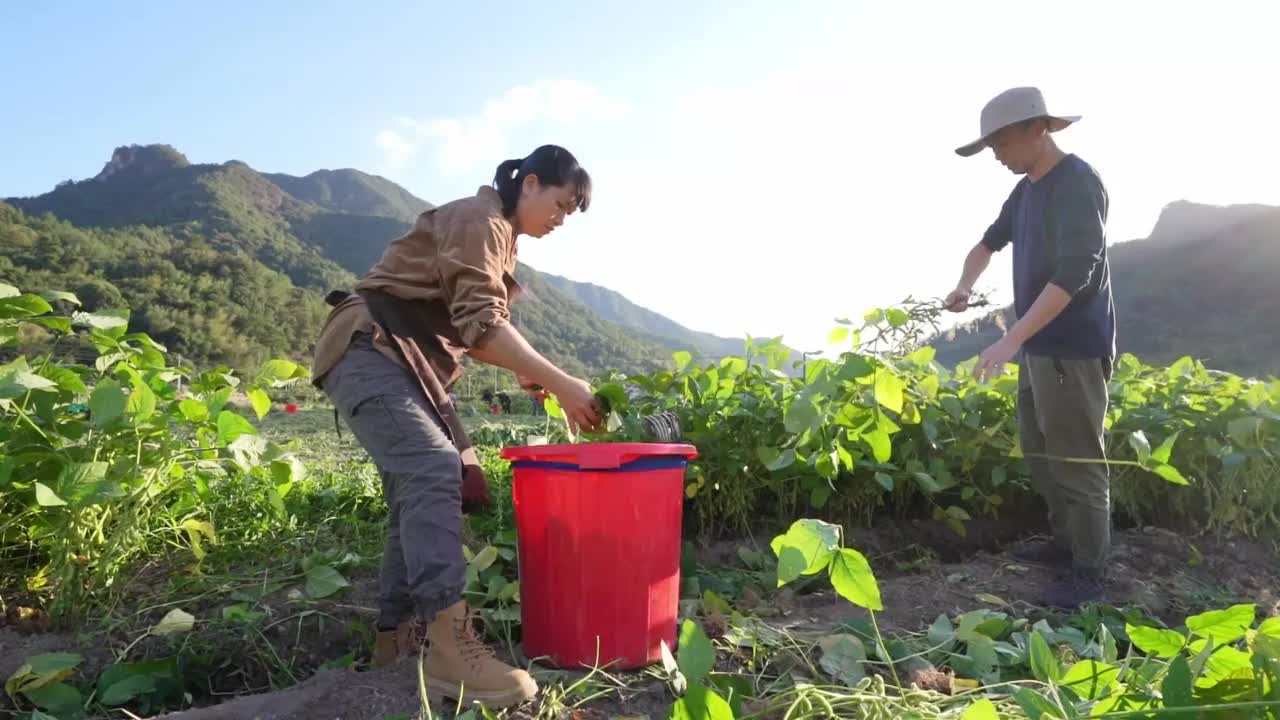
[371,620,423,669]
[424,601,538,708]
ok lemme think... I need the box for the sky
[3,0,1279,356]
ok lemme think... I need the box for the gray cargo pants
[322,333,465,628]
[1017,353,1112,578]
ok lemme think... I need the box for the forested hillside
[539,271,748,359]
[1,144,728,377]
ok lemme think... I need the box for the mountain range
[2,144,756,382]
[3,144,1276,382]
[932,200,1280,378]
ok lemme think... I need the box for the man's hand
[549,376,603,433]
[944,287,972,312]
[975,335,1022,383]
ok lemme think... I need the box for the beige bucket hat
[955,86,1080,157]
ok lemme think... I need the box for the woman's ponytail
[493,157,525,216]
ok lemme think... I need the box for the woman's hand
[548,376,603,433]
[516,373,548,403]
[468,325,600,430]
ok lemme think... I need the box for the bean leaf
[1060,660,1120,700]
[770,519,840,577]
[21,682,81,715]
[1014,688,1060,720]
[961,698,999,720]
[151,608,196,636]
[0,293,53,318]
[38,290,82,306]
[676,619,715,684]
[0,361,58,399]
[88,381,126,425]
[259,359,306,384]
[784,398,821,434]
[775,546,807,586]
[179,399,209,423]
[862,425,892,463]
[34,482,67,507]
[99,674,156,705]
[1029,631,1061,683]
[1162,655,1193,707]
[217,411,256,445]
[39,366,86,394]
[247,387,271,420]
[1126,624,1187,658]
[1129,430,1152,463]
[817,634,866,685]
[126,377,157,423]
[874,370,905,414]
[829,547,882,611]
[305,564,350,599]
[1186,604,1255,646]
[670,684,734,720]
[1153,463,1190,485]
[1152,431,1180,464]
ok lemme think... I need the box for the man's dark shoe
[1010,541,1073,568]
[1042,571,1105,610]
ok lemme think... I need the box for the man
[945,86,1116,609]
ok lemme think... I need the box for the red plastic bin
[501,442,698,669]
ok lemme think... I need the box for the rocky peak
[1147,200,1277,245]
[95,144,190,181]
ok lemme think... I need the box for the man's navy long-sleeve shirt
[981,154,1116,360]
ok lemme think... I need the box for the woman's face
[515,174,579,238]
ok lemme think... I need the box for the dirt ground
[761,526,1280,640]
[3,524,1277,720]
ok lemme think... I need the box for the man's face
[987,120,1045,174]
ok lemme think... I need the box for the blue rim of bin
[501,443,698,471]
[509,457,689,472]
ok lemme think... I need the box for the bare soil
[2,523,1276,720]
[751,525,1280,639]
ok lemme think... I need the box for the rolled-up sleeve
[1049,176,1108,296]
[435,216,513,347]
[980,187,1018,252]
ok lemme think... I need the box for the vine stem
[868,610,904,693]
[11,401,52,442]
[1094,700,1280,718]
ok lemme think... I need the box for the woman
[309,145,602,708]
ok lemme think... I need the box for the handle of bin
[576,445,631,470]
[575,445,697,470]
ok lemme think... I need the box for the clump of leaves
[0,282,309,620]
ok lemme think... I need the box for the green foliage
[759,518,1280,718]
[600,297,1278,541]
[670,620,735,720]
[0,202,333,369]
[0,282,309,619]
[1104,355,1280,537]
[770,519,882,611]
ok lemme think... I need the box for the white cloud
[374,124,417,172]
[368,2,1280,355]
[376,80,623,177]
